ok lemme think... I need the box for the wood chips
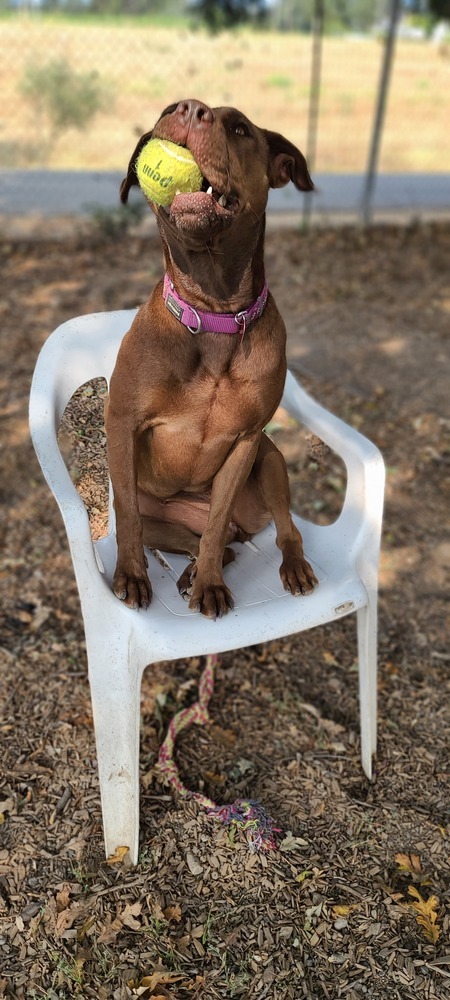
[1,219,449,998]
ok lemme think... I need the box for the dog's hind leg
[141,516,200,557]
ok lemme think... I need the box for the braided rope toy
[156,653,281,852]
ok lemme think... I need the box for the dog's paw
[112,565,152,610]
[177,561,195,600]
[280,554,318,596]
[188,579,235,620]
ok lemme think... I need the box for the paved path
[0,170,448,220]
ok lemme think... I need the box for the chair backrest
[33,310,138,425]
[30,311,139,543]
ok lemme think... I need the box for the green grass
[265,73,294,88]
[0,10,193,29]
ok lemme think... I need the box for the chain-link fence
[0,4,449,220]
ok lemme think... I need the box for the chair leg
[356,604,378,781]
[87,639,142,865]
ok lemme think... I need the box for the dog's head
[120,99,313,239]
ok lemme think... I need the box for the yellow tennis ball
[136,139,203,207]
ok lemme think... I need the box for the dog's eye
[231,123,249,137]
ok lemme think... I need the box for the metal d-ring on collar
[234,310,247,335]
[187,307,202,335]
[163,273,269,336]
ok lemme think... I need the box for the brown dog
[106,99,317,619]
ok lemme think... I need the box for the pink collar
[163,273,268,336]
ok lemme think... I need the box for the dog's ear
[120,130,153,203]
[264,130,314,192]
[120,104,180,203]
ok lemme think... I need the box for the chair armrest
[282,370,385,561]
[29,378,100,582]
[283,370,379,466]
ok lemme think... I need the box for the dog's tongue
[169,190,220,220]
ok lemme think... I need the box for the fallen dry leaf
[55,904,84,940]
[395,852,422,876]
[106,845,130,866]
[55,885,72,911]
[163,903,182,923]
[97,912,124,946]
[0,797,15,818]
[279,831,309,852]
[121,901,143,931]
[139,972,185,991]
[295,870,313,883]
[98,901,143,944]
[332,904,359,918]
[408,886,441,944]
[151,900,166,922]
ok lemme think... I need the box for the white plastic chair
[29,310,384,864]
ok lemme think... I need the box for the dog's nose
[174,100,214,129]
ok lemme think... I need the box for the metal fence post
[303,0,324,229]
[360,0,402,227]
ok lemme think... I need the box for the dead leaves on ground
[28,887,203,997]
[44,891,185,949]
[129,970,202,996]
[392,852,442,944]
[97,901,143,945]
[27,853,447,956]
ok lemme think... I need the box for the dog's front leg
[253,434,317,595]
[106,408,152,610]
[188,434,260,619]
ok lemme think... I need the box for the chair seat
[94,515,367,661]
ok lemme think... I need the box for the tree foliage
[428,0,450,18]
[191,0,269,32]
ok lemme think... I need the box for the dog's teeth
[206,185,213,195]
[218,195,227,207]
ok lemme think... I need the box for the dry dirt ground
[0,217,449,999]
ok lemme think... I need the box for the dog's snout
[174,99,214,128]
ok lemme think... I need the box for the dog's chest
[136,339,285,493]
[191,332,283,419]
[141,371,262,493]
[170,366,268,437]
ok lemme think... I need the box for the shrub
[19,58,110,163]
